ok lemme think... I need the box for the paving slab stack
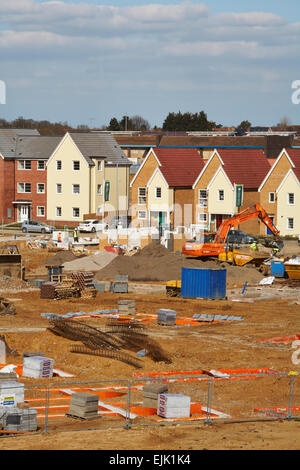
[118,300,136,316]
[157,309,177,326]
[0,407,37,432]
[111,275,128,294]
[157,393,191,419]
[143,383,168,408]
[22,356,54,378]
[67,392,99,419]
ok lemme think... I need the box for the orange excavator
[182,204,283,258]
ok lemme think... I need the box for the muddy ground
[0,239,299,450]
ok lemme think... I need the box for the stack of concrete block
[0,381,24,405]
[0,372,18,382]
[67,392,99,419]
[22,356,54,378]
[157,393,191,419]
[0,407,37,432]
[143,383,168,408]
[111,275,128,293]
[118,300,136,316]
[157,308,177,326]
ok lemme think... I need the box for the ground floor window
[287,217,294,230]
[37,206,45,217]
[72,207,80,218]
[56,207,62,217]
[138,210,147,219]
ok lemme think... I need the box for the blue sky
[1,0,300,128]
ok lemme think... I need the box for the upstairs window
[56,160,62,170]
[17,182,31,193]
[138,187,146,205]
[37,183,45,194]
[37,160,45,170]
[269,192,275,203]
[73,161,80,171]
[18,160,31,170]
[56,183,62,194]
[97,161,103,171]
[288,193,295,205]
[72,184,80,194]
[155,187,162,198]
[199,189,208,207]
[218,189,224,201]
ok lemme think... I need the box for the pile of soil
[44,251,81,266]
[95,241,264,286]
[62,251,117,272]
[0,275,35,292]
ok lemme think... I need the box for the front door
[266,216,275,235]
[18,205,29,222]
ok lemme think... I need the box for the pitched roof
[216,148,271,189]
[69,132,131,166]
[0,129,40,159]
[15,135,62,160]
[283,148,300,181]
[153,147,205,187]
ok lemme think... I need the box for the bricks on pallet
[22,356,54,378]
[157,393,191,419]
[0,407,37,431]
[0,372,18,382]
[40,282,57,299]
[68,392,99,419]
[157,309,176,326]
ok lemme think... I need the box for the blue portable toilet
[270,261,285,278]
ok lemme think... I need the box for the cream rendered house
[46,132,131,225]
[206,166,235,230]
[276,169,300,236]
[146,167,174,227]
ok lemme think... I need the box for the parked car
[227,230,258,245]
[78,219,108,233]
[21,220,55,234]
[109,216,132,229]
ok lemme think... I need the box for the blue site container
[46,265,63,281]
[271,261,285,278]
[181,267,227,299]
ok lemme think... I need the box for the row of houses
[0,129,299,236]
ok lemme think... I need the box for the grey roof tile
[69,132,131,166]
[0,129,40,159]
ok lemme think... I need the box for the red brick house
[13,135,61,222]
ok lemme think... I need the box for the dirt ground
[0,239,299,450]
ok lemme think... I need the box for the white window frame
[72,184,80,195]
[97,161,103,171]
[37,183,45,194]
[287,217,294,230]
[198,212,207,224]
[37,160,45,170]
[269,192,275,203]
[155,187,162,199]
[17,182,31,193]
[56,207,62,217]
[56,183,62,194]
[73,160,80,171]
[138,210,147,220]
[36,206,45,217]
[18,160,31,170]
[198,189,208,207]
[97,184,103,195]
[287,193,295,205]
[138,187,146,205]
[56,160,62,171]
[218,189,225,202]
[72,207,80,218]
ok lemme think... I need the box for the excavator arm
[182,204,283,257]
